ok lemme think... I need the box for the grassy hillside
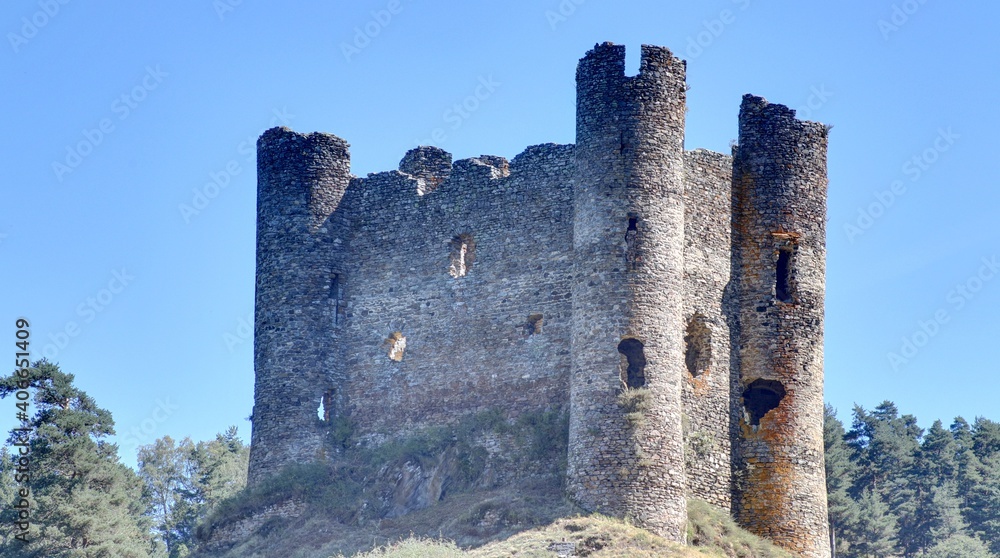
[195,494,793,558]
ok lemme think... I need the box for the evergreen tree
[965,452,1000,554]
[0,448,20,546]
[895,421,962,556]
[849,488,897,558]
[825,404,859,557]
[0,361,154,557]
[972,418,1000,458]
[951,417,985,533]
[190,427,248,508]
[846,402,921,500]
[921,533,994,558]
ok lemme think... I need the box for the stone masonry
[248,42,831,557]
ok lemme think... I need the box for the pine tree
[922,533,994,558]
[965,452,1000,554]
[0,448,20,546]
[845,402,921,501]
[895,420,962,556]
[0,361,154,557]
[850,488,897,558]
[825,404,859,557]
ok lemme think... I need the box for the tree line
[825,402,1000,557]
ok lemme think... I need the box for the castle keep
[249,43,830,557]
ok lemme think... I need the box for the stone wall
[335,144,575,444]
[681,149,734,509]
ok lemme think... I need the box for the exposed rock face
[204,500,306,552]
[383,447,459,518]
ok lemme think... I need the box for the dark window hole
[743,379,786,426]
[618,338,646,389]
[526,314,543,335]
[776,248,793,303]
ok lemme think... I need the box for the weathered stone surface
[205,499,306,551]
[731,95,830,558]
[248,42,830,557]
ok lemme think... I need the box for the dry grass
[335,500,796,558]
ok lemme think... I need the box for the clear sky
[2,1,998,465]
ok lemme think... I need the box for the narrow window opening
[775,248,793,303]
[685,317,712,378]
[330,273,343,324]
[742,379,786,426]
[329,273,341,299]
[625,214,639,269]
[448,233,476,278]
[318,389,335,422]
[618,338,646,389]
[526,314,543,335]
[386,331,406,361]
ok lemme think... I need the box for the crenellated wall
[248,42,830,557]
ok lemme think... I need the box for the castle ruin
[248,42,830,557]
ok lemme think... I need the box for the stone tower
[567,43,688,542]
[732,95,830,557]
[248,128,349,485]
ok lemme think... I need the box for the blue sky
[2,1,997,465]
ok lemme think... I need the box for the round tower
[248,127,350,485]
[568,43,688,541]
[731,95,830,557]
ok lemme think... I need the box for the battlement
[249,42,830,558]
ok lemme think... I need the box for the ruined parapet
[731,95,830,557]
[399,146,452,194]
[568,42,688,541]
[249,127,351,485]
